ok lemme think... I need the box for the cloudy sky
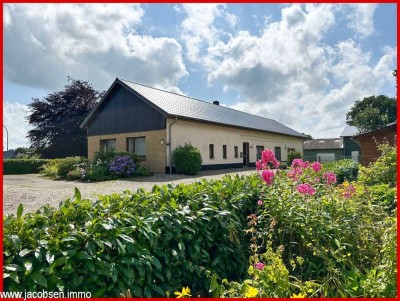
[3,3,397,150]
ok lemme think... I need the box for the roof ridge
[119,78,279,123]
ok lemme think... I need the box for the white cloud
[179,4,238,64]
[3,101,32,149]
[202,4,396,138]
[347,4,377,38]
[4,4,187,92]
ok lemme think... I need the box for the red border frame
[1,2,398,300]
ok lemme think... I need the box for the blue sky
[3,3,397,149]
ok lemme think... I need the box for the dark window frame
[234,146,239,158]
[209,144,214,159]
[100,139,116,152]
[223,145,227,159]
[256,145,265,160]
[275,146,282,161]
[127,136,146,159]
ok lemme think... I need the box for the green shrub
[359,142,397,187]
[287,151,301,166]
[323,159,359,184]
[135,166,151,176]
[39,160,61,178]
[94,149,143,165]
[87,163,114,181]
[57,157,87,178]
[211,157,396,298]
[3,175,260,297]
[366,184,396,212]
[66,169,83,181]
[172,143,202,175]
[3,159,52,175]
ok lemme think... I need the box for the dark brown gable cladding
[86,83,166,136]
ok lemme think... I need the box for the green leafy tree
[27,78,103,158]
[346,95,396,134]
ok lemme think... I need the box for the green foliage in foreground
[3,159,52,175]
[359,142,397,187]
[3,175,260,297]
[3,144,396,297]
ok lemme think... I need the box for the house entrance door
[243,142,249,167]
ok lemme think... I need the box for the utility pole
[3,125,8,151]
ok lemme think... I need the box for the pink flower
[314,177,320,183]
[257,200,263,206]
[262,149,275,164]
[272,158,280,168]
[308,186,316,196]
[254,262,265,270]
[261,169,274,185]
[291,159,305,168]
[311,162,322,172]
[297,183,316,196]
[256,159,262,171]
[288,167,303,180]
[303,161,310,168]
[342,185,356,198]
[323,172,337,185]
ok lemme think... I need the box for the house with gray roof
[81,78,306,173]
[303,126,361,163]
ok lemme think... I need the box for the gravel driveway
[3,168,256,215]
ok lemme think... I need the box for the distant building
[3,150,16,159]
[81,78,306,173]
[303,126,361,162]
[353,121,397,166]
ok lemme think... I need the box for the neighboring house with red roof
[81,78,306,173]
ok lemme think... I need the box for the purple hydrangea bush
[109,156,136,177]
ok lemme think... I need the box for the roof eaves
[168,115,306,139]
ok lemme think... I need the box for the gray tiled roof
[120,79,305,138]
[303,138,343,150]
[340,126,358,137]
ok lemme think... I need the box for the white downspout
[168,116,178,174]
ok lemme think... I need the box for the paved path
[3,168,256,215]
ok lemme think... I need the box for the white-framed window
[100,139,116,152]
[127,137,146,157]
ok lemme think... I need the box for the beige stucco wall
[166,118,303,167]
[87,129,167,173]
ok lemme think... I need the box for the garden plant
[3,143,396,297]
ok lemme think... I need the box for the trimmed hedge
[3,174,261,297]
[3,159,52,175]
[323,159,359,184]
